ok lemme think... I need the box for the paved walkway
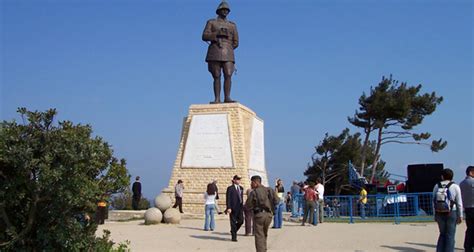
[97,219,466,251]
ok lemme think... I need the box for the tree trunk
[322,159,327,185]
[370,127,383,183]
[334,178,342,195]
[359,126,371,177]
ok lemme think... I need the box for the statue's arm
[232,24,239,49]
[202,20,216,42]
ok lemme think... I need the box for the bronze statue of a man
[202,1,239,104]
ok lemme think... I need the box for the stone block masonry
[163,103,269,214]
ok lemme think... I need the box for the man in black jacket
[226,175,244,242]
[132,176,142,210]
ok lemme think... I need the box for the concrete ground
[97,219,467,251]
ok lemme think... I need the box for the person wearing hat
[225,175,244,241]
[202,0,239,104]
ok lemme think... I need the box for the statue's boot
[224,97,236,103]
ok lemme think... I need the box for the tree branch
[381,140,431,146]
[325,173,341,183]
[382,131,412,135]
[381,135,412,141]
[385,121,401,127]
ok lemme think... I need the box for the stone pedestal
[164,103,269,214]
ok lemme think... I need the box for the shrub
[0,108,130,250]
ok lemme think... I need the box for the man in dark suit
[132,176,142,210]
[226,175,244,242]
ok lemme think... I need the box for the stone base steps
[108,210,146,221]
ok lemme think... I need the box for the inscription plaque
[181,114,233,168]
[248,117,268,186]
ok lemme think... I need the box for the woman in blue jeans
[204,183,217,231]
[273,179,285,228]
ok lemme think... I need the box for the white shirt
[204,192,217,205]
[432,180,463,218]
[316,183,325,200]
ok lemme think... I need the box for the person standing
[225,175,244,242]
[460,166,474,252]
[96,196,107,225]
[132,176,142,210]
[290,181,300,217]
[285,192,292,212]
[272,179,285,228]
[245,175,279,252]
[359,186,367,219]
[204,183,217,231]
[433,168,463,252]
[316,178,325,223]
[332,198,341,218]
[243,188,254,236]
[302,182,317,226]
[173,180,184,213]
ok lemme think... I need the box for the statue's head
[216,1,230,16]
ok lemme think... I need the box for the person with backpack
[302,181,318,226]
[432,168,463,252]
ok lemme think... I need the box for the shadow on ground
[190,235,229,241]
[405,242,463,251]
[405,242,436,249]
[179,226,204,231]
[381,242,463,251]
[380,245,425,252]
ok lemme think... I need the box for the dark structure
[406,163,444,193]
[202,1,239,104]
[406,163,444,215]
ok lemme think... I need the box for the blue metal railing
[290,192,434,224]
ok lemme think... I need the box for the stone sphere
[163,208,181,224]
[144,207,162,225]
[154,194,172,212]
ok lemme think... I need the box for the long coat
[202,17,239,62]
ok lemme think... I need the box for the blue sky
[2,0,472,199]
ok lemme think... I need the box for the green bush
[95,230,130,252]
[0,108,130,250]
